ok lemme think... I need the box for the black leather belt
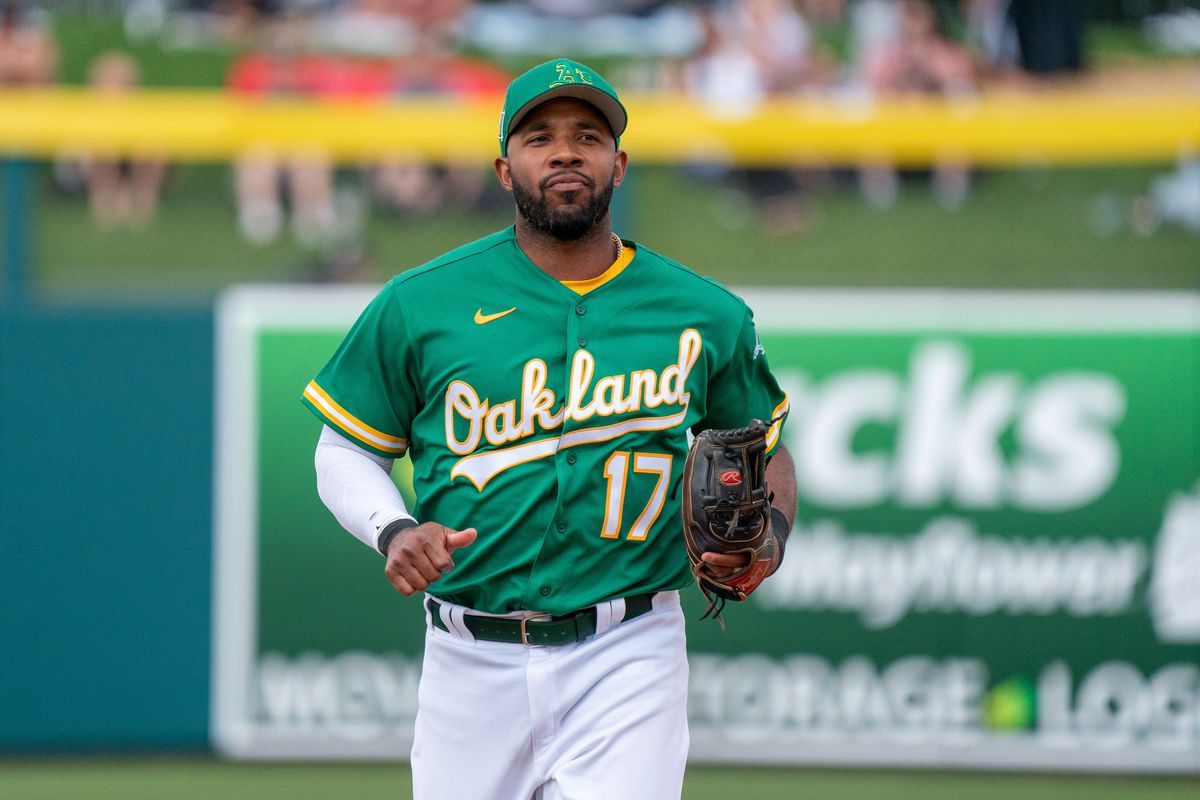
[428,593,656,646]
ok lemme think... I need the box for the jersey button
[575,304,586,316]
[540,585,552,596]
[577,337,587,348]
[556,521,567,533]
[566,452,577,465]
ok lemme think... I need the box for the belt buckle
[519,613,555,646]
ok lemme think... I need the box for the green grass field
[28,161,1198,303]
[2,759,1199,800]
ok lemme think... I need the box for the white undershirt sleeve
[315,425,415,553]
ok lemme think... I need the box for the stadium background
[2,1,1199,797]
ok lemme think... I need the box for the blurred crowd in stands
[3,0,1197,258]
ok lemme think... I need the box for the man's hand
[384,523,477,596]
[698,551,752,579]
[698,493,793,580]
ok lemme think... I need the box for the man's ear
[494,157,513,192]
[612,150,629,189]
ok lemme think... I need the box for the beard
[511,170,615,241]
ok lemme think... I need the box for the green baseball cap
[499,58,627,156]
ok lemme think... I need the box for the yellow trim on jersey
[561,243,635,295]
[451,406,688,490]
[304,381,409,454]
[765,395,790,452]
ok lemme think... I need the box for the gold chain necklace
[611,233,623,262]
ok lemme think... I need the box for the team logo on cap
[719,469,742,486]
[551,63,594,89]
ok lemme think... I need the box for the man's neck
[514,219,618,283]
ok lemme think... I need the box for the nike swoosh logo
[474,307,517,325]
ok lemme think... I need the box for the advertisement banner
[213,286,1200,770]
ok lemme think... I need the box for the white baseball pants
[411,591,689,800]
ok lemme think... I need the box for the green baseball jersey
[303,226,789,615]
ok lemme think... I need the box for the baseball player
[304,58,795,799]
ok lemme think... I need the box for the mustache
[540,171,594,191]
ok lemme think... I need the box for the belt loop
[651,590,677,612]
[603,597,627,636]
[436,600,457,639]
[612,596,628,624]
[448,604,475,643]
[593,599,614,637]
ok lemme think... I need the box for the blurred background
[1,1,1199,798]
[1,0,1198,296]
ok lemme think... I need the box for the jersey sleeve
[693,306,790,456]
[301,280,417,458]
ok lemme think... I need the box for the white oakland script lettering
[446,329,702,489]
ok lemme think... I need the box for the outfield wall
[0,306,213,749]
[2,288,1198,772]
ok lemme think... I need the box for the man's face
[496,96,628,241]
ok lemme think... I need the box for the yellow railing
[1,88,1196,165]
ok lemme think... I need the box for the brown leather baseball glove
[681,418,787,621]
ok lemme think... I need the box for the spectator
[0,2,57,86]
[368,42,506,217]
[862,0,974,95]
[686,0,824,108]
[318,0,421,56]
[228,13,338,247]
[855,0,975,209]
[682,0,831,235]
[960,0,1022,80]
[79,52,167,230]
[1007,0,1086,76]
[226,1,497,247]
[364,1,503,219]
